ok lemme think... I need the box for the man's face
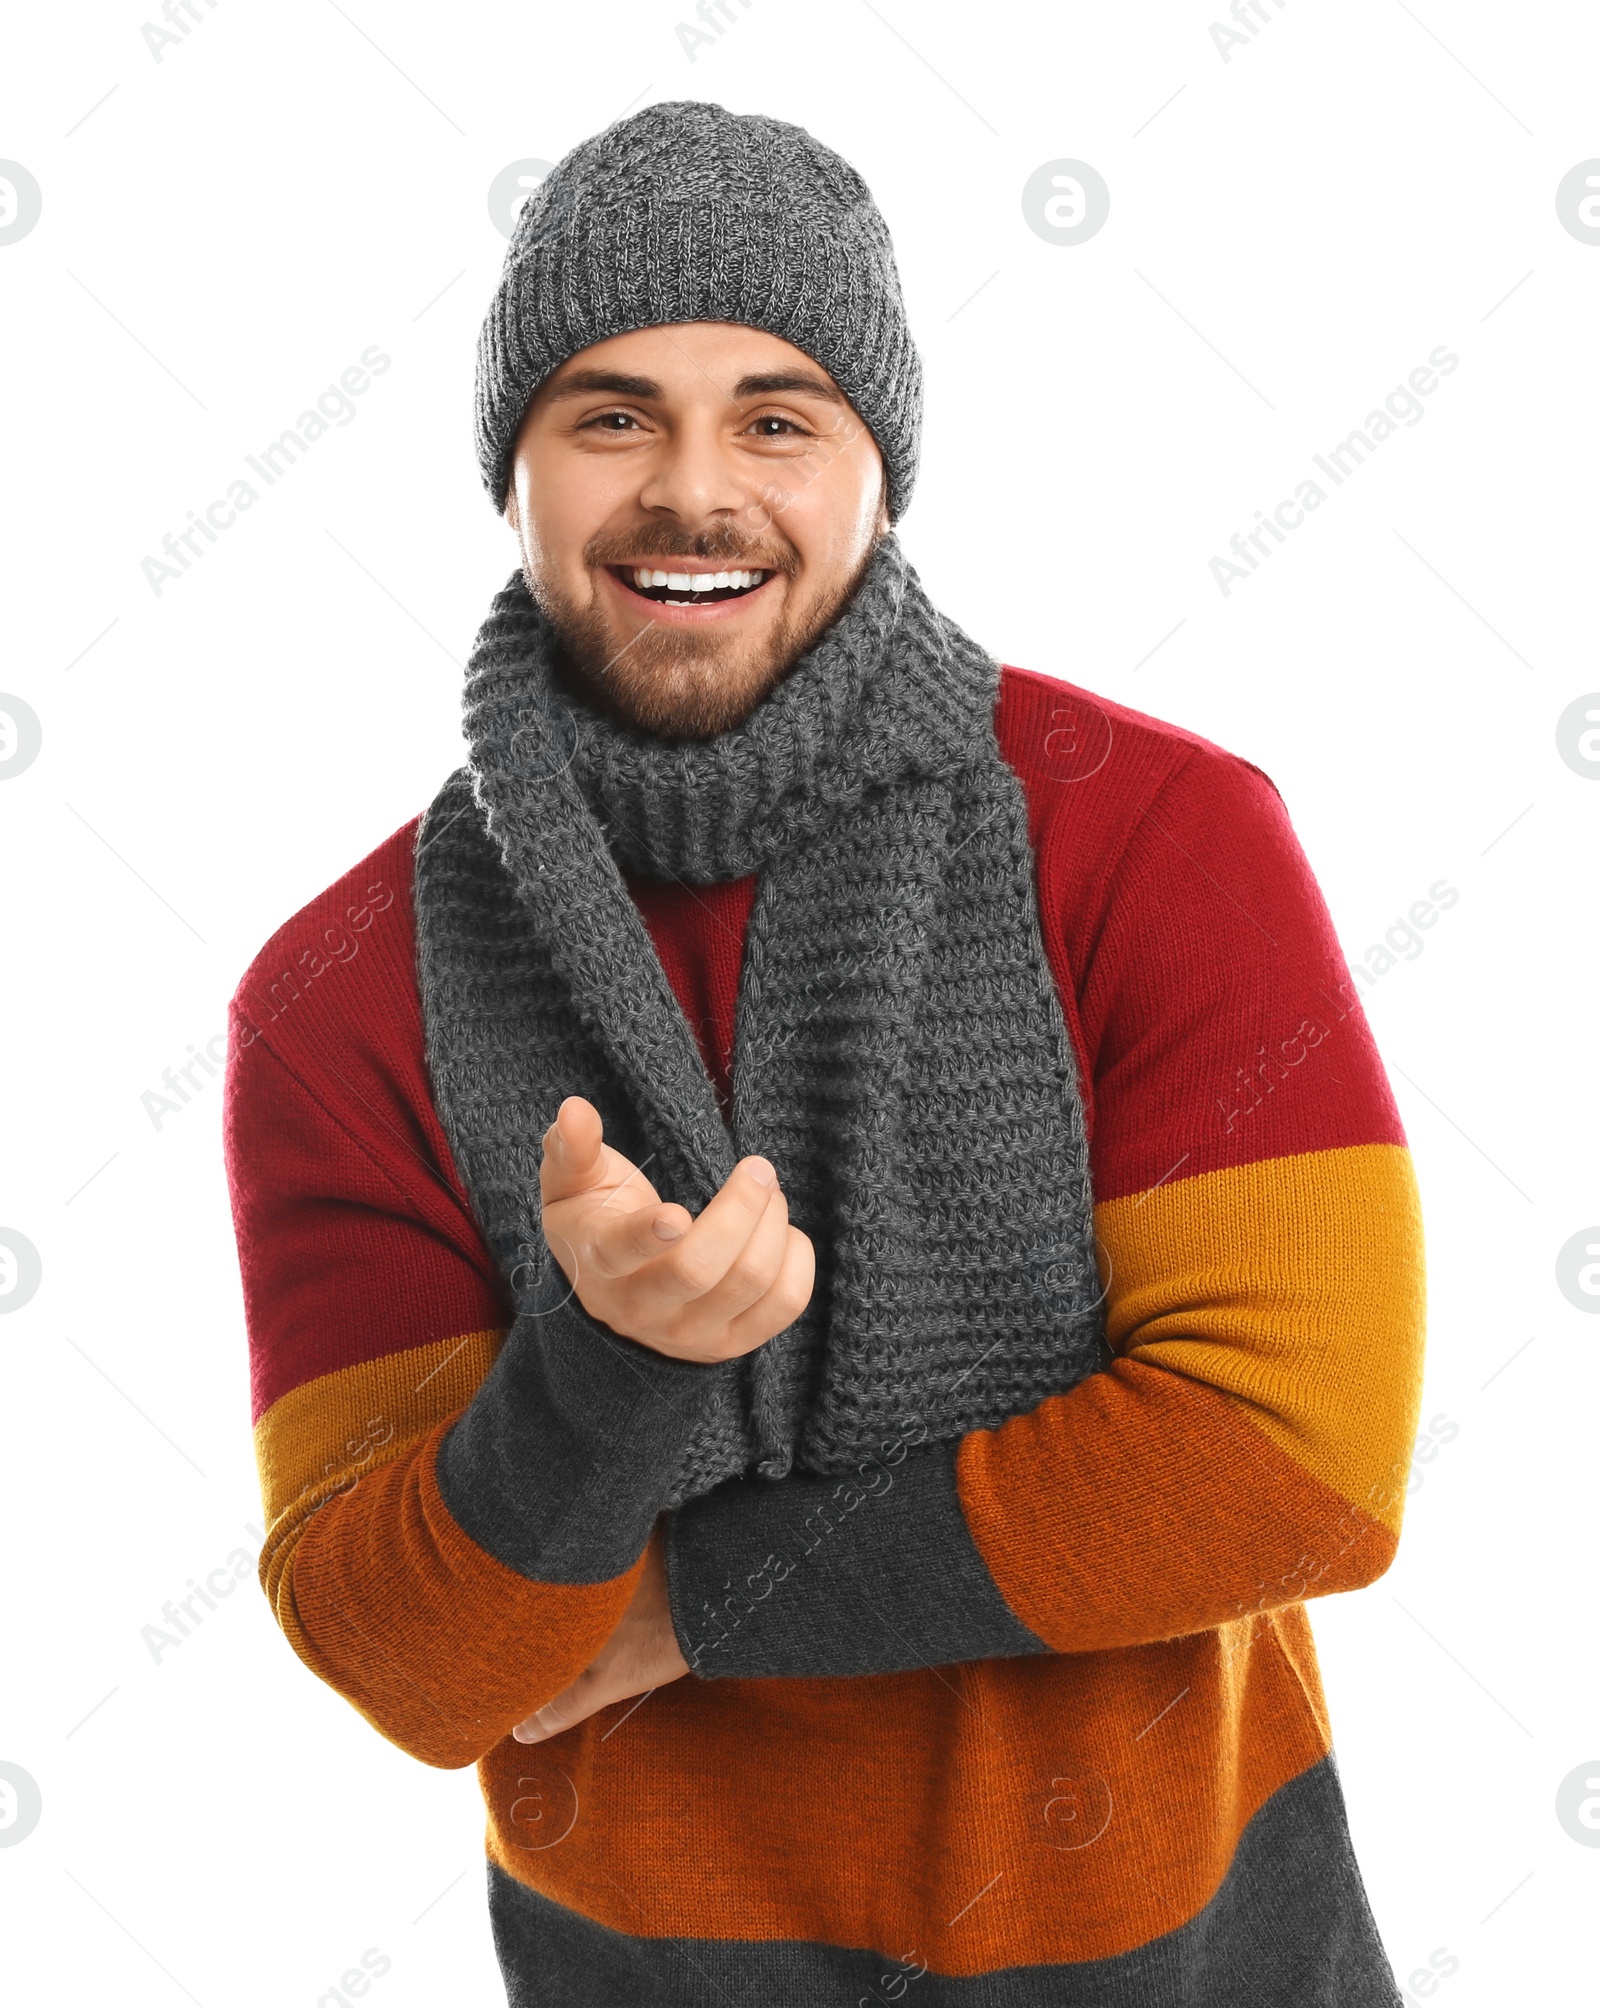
[502,321,890,738]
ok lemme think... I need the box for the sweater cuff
[666,1436,1053,1678]
[435,1254,734,1584]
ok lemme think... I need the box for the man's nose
[634,415,760,531]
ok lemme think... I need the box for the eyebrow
[541,366,847,407]
[732,370,847,405]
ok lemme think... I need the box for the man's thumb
[540,1094,604,1197]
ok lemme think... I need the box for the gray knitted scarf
[413,533,1108,1508]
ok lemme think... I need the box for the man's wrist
[436,1254,736,1584]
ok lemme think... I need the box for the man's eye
[583,410,643,431]
[748,415,805,437]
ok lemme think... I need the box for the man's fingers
[512,1682,591,1744]
[583,1197,698,1282]
[642,1157,786,1312]
[671,1176,794,1327]
[538,1095,606,1203]
[536,1131,810,1360]
[511,1665,662,1744]
[720,1225,816,1354]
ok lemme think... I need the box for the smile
[607,564,777,611]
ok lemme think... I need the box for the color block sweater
[224,665,1425,2005]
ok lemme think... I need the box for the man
[224,100,1426,2005]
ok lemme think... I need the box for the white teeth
[627,566,769,595]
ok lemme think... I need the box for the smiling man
[225,101,1426,2007]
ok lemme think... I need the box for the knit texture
[473,100,924,521]
[224,664,1426,2003]
[412,532,1107,1498]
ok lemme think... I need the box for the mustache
[585,534,797,574]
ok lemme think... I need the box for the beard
[523,527,881,740]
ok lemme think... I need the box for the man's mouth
[609,564,774,607]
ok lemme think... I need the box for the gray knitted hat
[474,100,923,524]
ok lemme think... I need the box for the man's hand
[539,1093,814,1364]
[512,1515,687,1743]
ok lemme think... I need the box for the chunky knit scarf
[413,533,1108,1508]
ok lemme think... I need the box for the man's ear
[503,489,520,533]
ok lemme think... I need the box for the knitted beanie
[473,100,924,524]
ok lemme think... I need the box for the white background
[2,1,1597,2001]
